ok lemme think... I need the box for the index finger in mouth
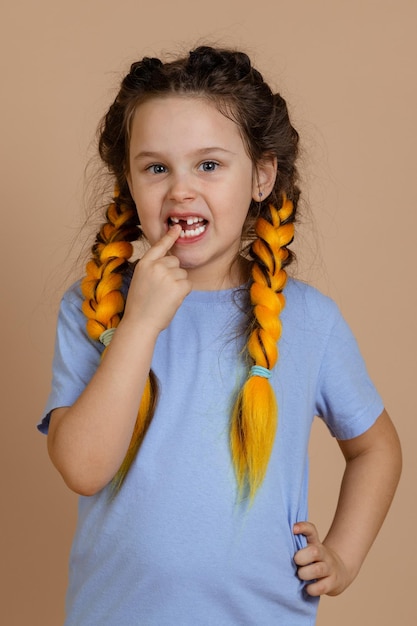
[146,224,182,260]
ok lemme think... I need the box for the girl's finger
[145,225,182,260]
[293,521,320,544]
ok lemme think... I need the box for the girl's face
[127,96,276,289]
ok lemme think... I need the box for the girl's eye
[199,160,219,172]
[147,164,167,174]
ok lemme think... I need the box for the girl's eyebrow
[194,147,236,156]
[132,147,236,161]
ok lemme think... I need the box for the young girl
[39,46,401,625]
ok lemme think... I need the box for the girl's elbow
[61,473,108,497]
[391,433,402,485]
[53,457,111,496]
[47,441,111,496]
[47,413,113,496]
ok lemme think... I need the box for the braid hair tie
[249,365,271,379]
[99,328,116,347]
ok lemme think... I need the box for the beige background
[2,0,415,624]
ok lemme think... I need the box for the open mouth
[168,216,208,239]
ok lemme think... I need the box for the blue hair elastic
[249,365,272,379]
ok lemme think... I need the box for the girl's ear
[252,155,278,201]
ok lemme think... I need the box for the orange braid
[81,191,157,494]
[230,197,294,500]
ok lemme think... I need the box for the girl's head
[98,45,299,250]
[83,45,300,498]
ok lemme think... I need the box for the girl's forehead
[129,95,245,151]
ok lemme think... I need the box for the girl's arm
[294,409,402,596]
[47,225,191,496]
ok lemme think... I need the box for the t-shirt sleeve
[37,282,103,434]
[314,305,384,440]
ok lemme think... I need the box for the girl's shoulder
[61,279,84,306]
[284,278,340,321]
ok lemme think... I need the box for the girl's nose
[168,172,196,203]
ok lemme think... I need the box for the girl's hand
[123,225,192,334]
[293,522,350,597]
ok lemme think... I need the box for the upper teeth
[170,216,205,225]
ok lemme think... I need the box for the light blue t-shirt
[39,278,384,625]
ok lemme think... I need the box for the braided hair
[82,46,300,496]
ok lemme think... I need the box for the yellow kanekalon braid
[81,189,156,494]
[231,196,294,500]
